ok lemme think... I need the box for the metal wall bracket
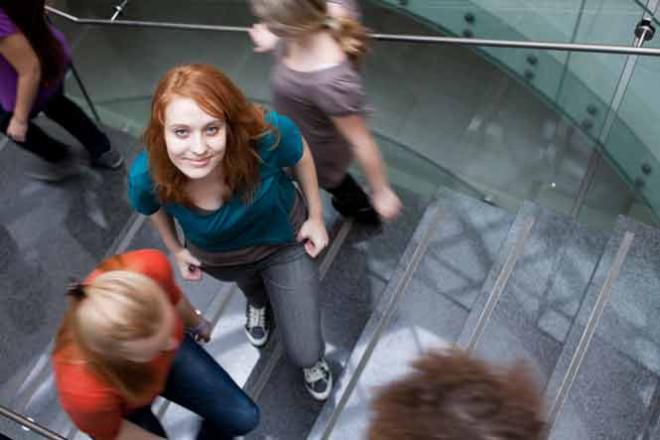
[111,0,130,21]
[635,18,656,41]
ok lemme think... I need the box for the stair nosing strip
[245,219,354,402]
[466,215,536,352]
[0,404,67,440]
[103,212,145,258]
[318,204,444,440]
[12,185,147,432]
[546,230,635,431]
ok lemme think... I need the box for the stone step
[0,124,140,436]
[463,201,607,392]
[547,216,660,439]
[309,188,515,439]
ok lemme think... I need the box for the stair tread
[246,187,430,439]
[310,188,515,439]
[469,201,608,392]
[547,215,660,439]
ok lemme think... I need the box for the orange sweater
[52,249,184,440]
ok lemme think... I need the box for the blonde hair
[251,0,368,62]
[55,269,170,402]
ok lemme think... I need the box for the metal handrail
[45,6,660,57]
[0,405,67,440]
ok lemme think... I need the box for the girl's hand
[371,186,402,221]
[7,116,28,142]
[174,248,203,281]
[297,217,329,258]
[189,316,212,343]
[248,23,279,53]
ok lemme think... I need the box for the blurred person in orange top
[52,249,259,440]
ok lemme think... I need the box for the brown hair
[369,350,546,440]
[250,0,369,63]
[143,64,272,205]
[54,263,171,403]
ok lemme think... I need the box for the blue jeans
[126,335,259,439]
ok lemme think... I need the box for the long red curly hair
[143,64,273,205]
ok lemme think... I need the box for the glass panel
[606,34,660,226]
[52,9,648,228]
[367,0,659,228]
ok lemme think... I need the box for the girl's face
[164,96,227,180]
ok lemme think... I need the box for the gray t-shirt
[271,55,367,188]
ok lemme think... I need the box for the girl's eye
[206,126,219,135]
[174,129,187,137]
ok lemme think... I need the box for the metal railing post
[570,1,658,218]
[111,0,131,21]
[69,62,102,124]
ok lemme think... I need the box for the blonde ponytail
[325,16,369,63]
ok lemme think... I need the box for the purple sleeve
[0,9,17,38]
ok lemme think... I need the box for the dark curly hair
[369,350,546,440]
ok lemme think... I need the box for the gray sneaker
[244,303,271,347]
[92,148,124,169]
[25,158,83,182]
[303,358,333,401]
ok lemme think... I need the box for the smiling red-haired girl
[128,64,333,400]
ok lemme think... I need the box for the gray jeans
[193,244,324,368]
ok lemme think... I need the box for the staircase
[0,107,450,439]
[309,188,660,440]
[3,145,660,438]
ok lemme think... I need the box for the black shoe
[303,359,333,401]
[244,303,270,347]
[331,197,381,226]
[91,148,124,169]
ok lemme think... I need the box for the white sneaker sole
[244,326,270,348]
[305,371,333,401]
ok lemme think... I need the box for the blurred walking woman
[0,1,123,180]
[53,249,258,440]
[249,0,401,225]
[128,64,333,400]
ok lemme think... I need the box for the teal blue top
[128,111,304,252]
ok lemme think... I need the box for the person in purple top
[249,0,402,226]
[0,0,124,181]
